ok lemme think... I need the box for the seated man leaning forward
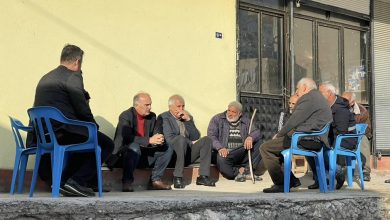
[260,77,332,193]
[111,92,173,192]
[207,101,262,182]
[159,94,216,189]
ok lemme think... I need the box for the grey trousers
[170,136,212,177]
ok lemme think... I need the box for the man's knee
[172,136,187,147]
[128,143,141,156]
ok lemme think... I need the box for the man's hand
[218,148,229,158]
[244,136,253,150]
[149,133,164,145]
[176,110,190,121]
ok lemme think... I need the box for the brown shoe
[149,180,172,190]
[122,182,134,192]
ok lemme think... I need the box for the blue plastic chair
[9,117,37,194]
[27,106,102,198]
[281,123,331,193]
[328,123,368,191]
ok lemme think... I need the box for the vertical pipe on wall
[290,0,295,93]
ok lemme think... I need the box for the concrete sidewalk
[1,170,390,219]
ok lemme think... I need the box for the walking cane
[248,108,257,184]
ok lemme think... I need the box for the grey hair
[168,94,185,106]
[133,92,150,107]
[320,81,337,95]
[228,101,243,113]
[297,77,317,90]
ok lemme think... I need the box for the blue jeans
[122,143,173,183]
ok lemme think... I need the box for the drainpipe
[290,0,295,93]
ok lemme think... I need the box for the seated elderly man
[306,82,357,190]
[109,92,173,192]
[260,78,332,193]
[159,94,216,189]
[207,101,262,182]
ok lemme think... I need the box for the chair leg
[346,157,353,187]
[52,147,66,198]
[95,146,103,197]
[328,151,337,192]
[29,152,42,197]
[356,153,365,190]
[282,151,292,193]
[10,152,22,195]
[315,153,327,193]
[17,155,29,193]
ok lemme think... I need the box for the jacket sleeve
[66,73,97,125]
[113,112,149,154]
[207,115,224,150]
[277,96,314,137]
[184,115,200,141]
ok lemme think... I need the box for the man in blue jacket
[207,101,262,182]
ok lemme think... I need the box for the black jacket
[329,96,357,149]
[112,107,162,155]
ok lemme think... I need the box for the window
[293,18,314,87]
[344,28,368,103]
[238,9,284,95]
[318,25,340,89]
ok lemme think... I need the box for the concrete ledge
[0,192,388,219]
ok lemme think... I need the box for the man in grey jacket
[260,78,332,193]
[207,101,262,181]
[159,95,216,188]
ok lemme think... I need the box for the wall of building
[0,0,237,168]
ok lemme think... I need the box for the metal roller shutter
[373,0,390,153]
[311,0,370,15]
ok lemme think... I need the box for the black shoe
[196,176,216,187]
[290,178,301,188]
[385,179,390,183]
[263,185,284,193]
[173,177,185,189]
[59,186,79,197]
[63,178,95,197]
[308,181,319,190]
[363,173,371,182]
[336,171,345,190]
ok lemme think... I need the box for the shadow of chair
[328,123,368,191]
[9,117,37,194]
[281,123,331,193]
[27,106,103,198]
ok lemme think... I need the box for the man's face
[288,95,298,112]
[296,84,307,97]
[341,93,355,108]
[226,106,241,122]
[169,99,185,119]
[319,85,330,100]
[135,95,152,116]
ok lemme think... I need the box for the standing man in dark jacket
[159,94,215,189]
[207,101,262,181]
[28,44,114,197]
[260,78,332,193]
[110,92,172,192]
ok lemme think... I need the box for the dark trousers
[170,136,212,177]
[216,142,261,180]
[122,143,173,183]
[38,131,114,186]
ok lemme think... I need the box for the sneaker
[58,186,79,197]
[63,178,95,197]
[196,176,216,187]
[234,174,246,182]
[263,185,284,193]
